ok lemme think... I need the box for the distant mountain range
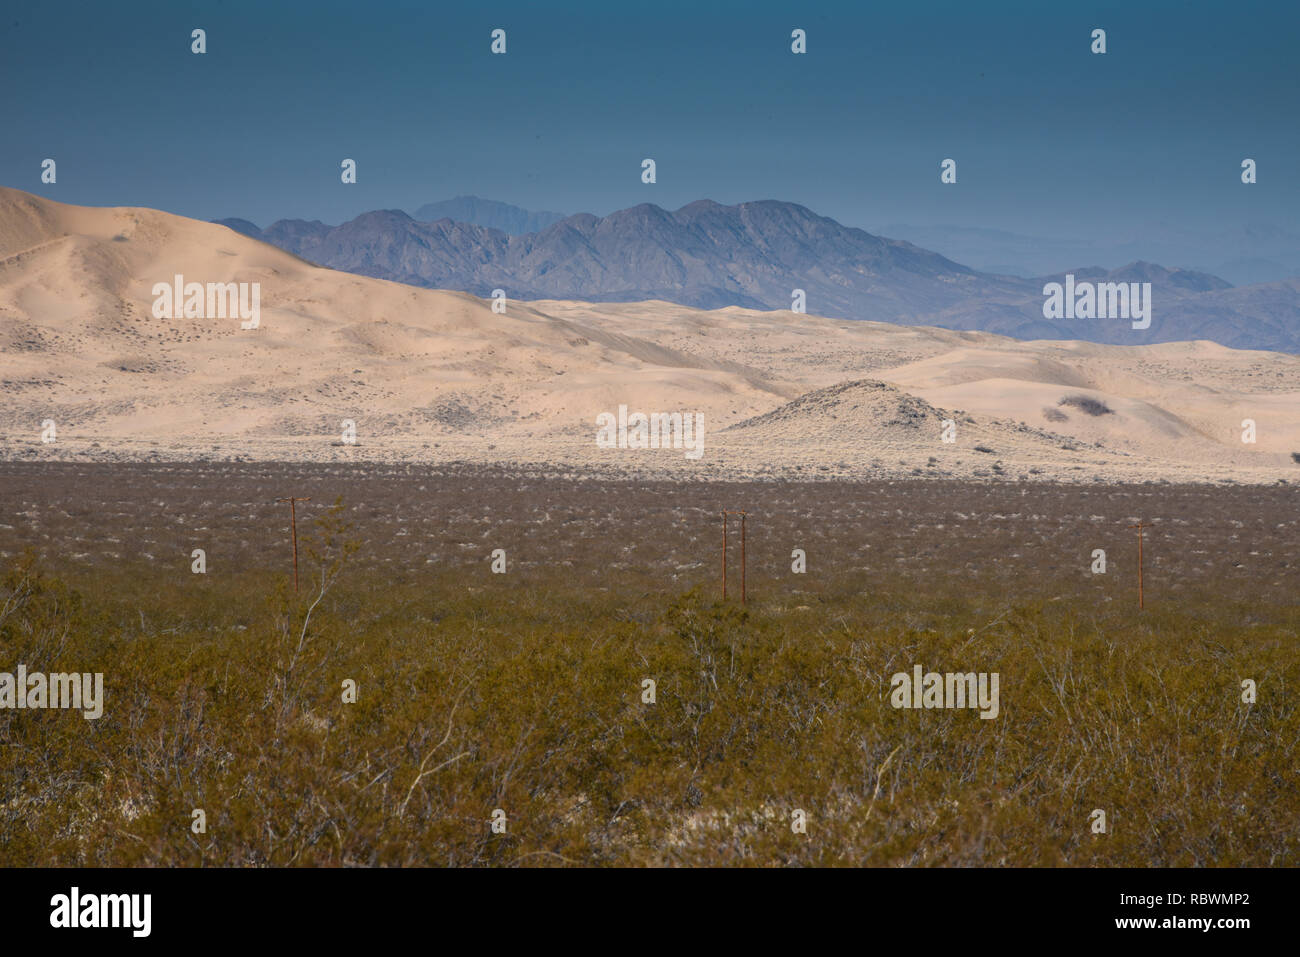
[214,200,1300,353]
[411,196,566,234]
[877,222,1300,287]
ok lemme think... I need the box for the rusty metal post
[721,509,747,604]
[1127,522,1153,610]
[721,510,728,600]
[278,497,312,593]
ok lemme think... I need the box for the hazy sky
[3,0,1296,239]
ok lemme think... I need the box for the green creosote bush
[1,515,1296,867]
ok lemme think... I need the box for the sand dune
[1,187,1297,483]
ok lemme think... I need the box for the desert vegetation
[1059,395,1116,417]
[0,463,1296,866]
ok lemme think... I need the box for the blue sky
[2,0,1296,241]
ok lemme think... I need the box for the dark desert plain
[1,459,1296,866]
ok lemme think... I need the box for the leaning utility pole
[277,497,312,593]
[721,509,747,604]
[1127,522,1154,610]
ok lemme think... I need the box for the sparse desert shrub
[1042,406,1068,423]
[1058,394,1114,416]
